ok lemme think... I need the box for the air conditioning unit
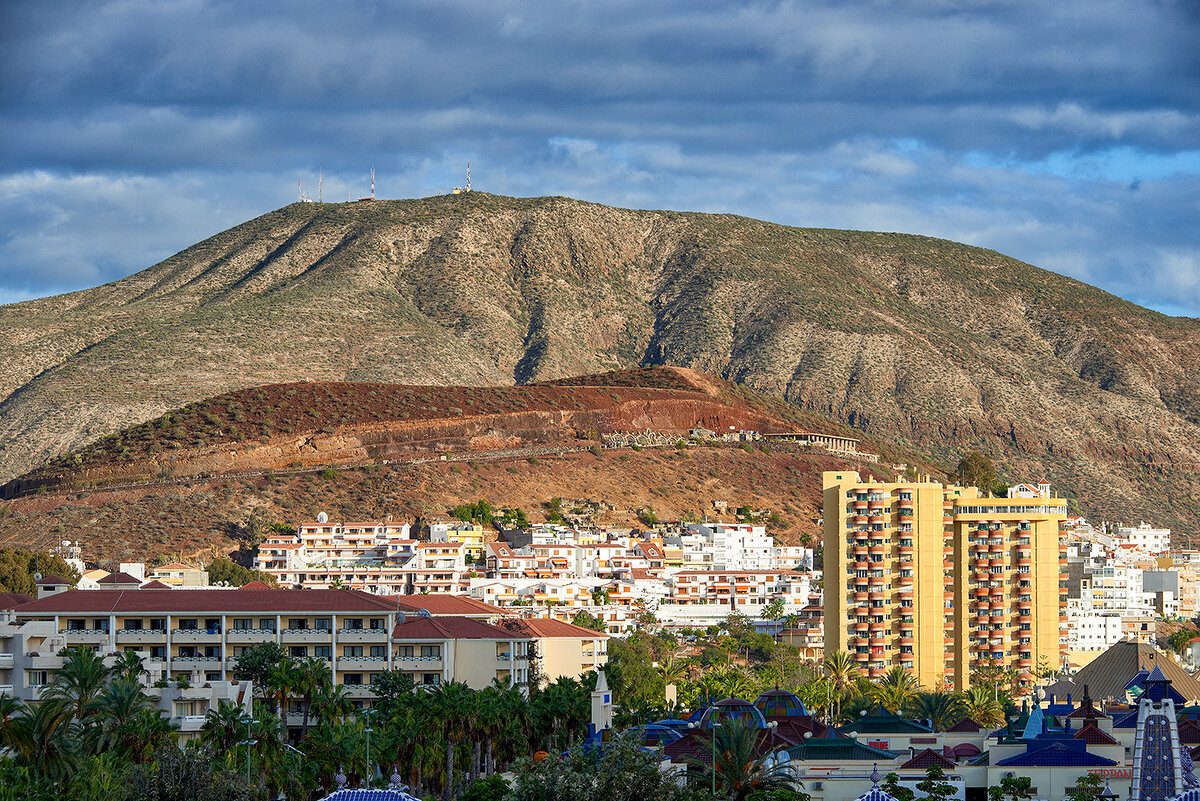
[812,782,824,790]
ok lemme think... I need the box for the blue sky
[2,1,1198,316]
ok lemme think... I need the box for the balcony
[116,629,167,645]
[341,684,376,699]
[281,628,333,644]
[176,715,207,733]
[333,623,388,642]
[0,653,12,669]
[394,655,442,671]
[60,629,110,645]
[171,655,221,670]
[227,628,277,644]
[171,629,222,644]
[0,684,11,696]
[337,655,388,671]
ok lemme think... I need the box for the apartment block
[823,470,1066,691]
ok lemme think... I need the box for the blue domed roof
[628,724,683,747]
[699,697,767,729]
[755,688,808,719]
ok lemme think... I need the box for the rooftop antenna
[466,162,471,192]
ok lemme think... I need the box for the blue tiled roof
[995,742,1118,767]
[855,787,900,801]
[319,790,422,801]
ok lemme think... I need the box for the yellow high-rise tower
[822,470,1066,691]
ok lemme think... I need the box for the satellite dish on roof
[417,609,432,618]
[317,512,328,524]
[62,540,71,547]
[34,572,42,581]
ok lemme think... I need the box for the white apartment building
[685,523,774,570]
[255,519,414,592]
[1114,522,1170,553]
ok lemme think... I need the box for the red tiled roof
[153,562,194,571]
[140,580,172,589]
[34,574,71,586]
[15,588,396,614]
[239,580,273,590]
[393,595,503,616]
[900,748,956,769]
[392,616,521,640]
[1074,723,1120,745]
[946,717,983,732]
[504,618,609,639]
[97,571,143,585]
[0,593,33,608]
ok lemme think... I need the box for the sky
[1,1,1198,317]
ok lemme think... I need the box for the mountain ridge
[1,193,1197,532]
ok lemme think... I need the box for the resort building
[823,470,1067,690]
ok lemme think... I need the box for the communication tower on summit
[370,167,375,200]
[451,163,473,194]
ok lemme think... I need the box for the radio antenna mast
[370,166,375,200]
[466,162,471,192]
[318,169,323,203]
[298,178,302,202]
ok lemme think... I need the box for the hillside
[0,193,1197,531]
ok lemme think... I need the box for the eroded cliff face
[0,194,1197,529]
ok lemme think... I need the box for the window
[259,618,276,631]
[344,673,363,686]
[204,618,221,632]
[290,646,307,658]
[397,645,414,658]
[233,618,252,630]
[178,618,198,630]
[369,618,386,630]
[370,645,387,659]
[344,646,364,658]
[205,672,221,682]
[315,618,332,630]
[151,646,166,659]
[28,670,49,686]
[314,645,331,659]
[67,619,86,630]
[344,618,363,630]
[420,645,441,658]
[124,619,143,630]
[422,673,440,685]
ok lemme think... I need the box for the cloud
[0,0,1197,316]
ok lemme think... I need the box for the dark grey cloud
[0,0,1197,315]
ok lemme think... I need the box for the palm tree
[961,685,1006,727]
[428,680,476,801]
[823,650,860,724]
[310,682,354,727]
[44,645,110,724]
[870,666,920,713]
[294,657,333,739]
[0,692,22,753]
[110,650,148,682]
[266,656,301,728]
[688,717,800,801]
[200,698,247,754]
[93,676,162,759]
[9,697,80,784]
[905,691,965,731]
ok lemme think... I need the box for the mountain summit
[1,193,1197,528]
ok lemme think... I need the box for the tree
[951,453,998,492]
[721,609,754,640]
[905,691,964,731]
[882,772,915,801]
[989,775,1033,801]
[960,685,1005,727]
[231,641,286,699]
[205,558,275,587]
[689,718,802,801]
[1066,773,1107,801]
[570,610,607,632]
[870,666,919,713]
[915,765,956,801]
[0,549,81,595]
[761,599,786,640]
[823,650,860,724]
[43,646,110,724]
[462,774,509,801]
[1167,626,1197,655]
[429,680,477,801]
[508,732,695,801]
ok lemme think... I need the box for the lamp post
[238,715,257,791]
[363,707,377,788]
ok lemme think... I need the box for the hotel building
[823,470,1066,690]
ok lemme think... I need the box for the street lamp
[363,707,377,788]
[238,715,257,790]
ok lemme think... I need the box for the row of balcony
[65,627,395,645]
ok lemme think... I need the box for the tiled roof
[900,748,956,770]
[392,616,522,641]
[995,742,1118,767]
[97,571,143,585]
[239,580,273,590]
[1074,723,1120,745]
[393,595,503,616]
[318,788,420,801]
[0,593,33,608]
[140,580,172,589]
[34,574,70,585]
[503,618,609,639]
[946,717,983,732]
[840,711,934,735]
[15,588,396,614]
[1178,720,1200,746]
[1071,640,1200,702]
[153,562,195,571]
[785,737,897,761]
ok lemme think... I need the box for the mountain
[0,367,900,561]
[1,193,1197,531]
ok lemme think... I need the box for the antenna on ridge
[318,169,323,203]
[466,162,471,192]
[298,177,302,202]
[370,166,375,200]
